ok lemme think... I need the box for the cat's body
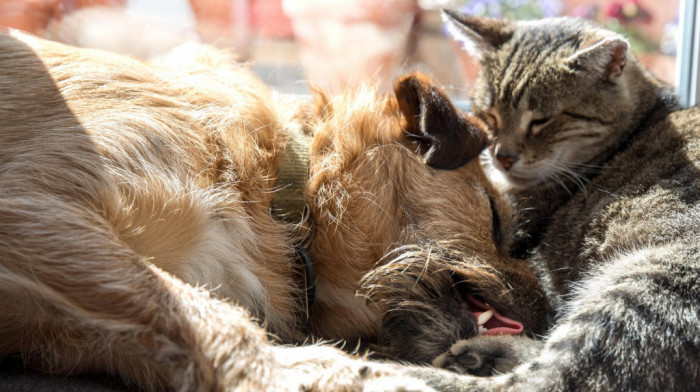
[422,12,700,391]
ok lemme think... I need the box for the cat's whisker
[555,165,590,197]
[532,158,575,197]
[547,169,574,198]
[560,170,589,198]
[538,157,592,198]
[566,162,604,170]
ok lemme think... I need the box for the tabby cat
[419,10,700,391]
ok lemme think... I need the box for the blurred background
[0,0,683,102]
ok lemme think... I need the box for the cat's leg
[414,244,700,391]
[0,196,433,391]
[432,335,542,377]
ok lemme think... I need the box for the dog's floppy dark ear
[394,72,489,170]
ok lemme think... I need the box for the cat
[416,10,700,391]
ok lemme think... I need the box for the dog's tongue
[461,294,523,336]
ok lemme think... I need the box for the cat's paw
[432,335,542,376]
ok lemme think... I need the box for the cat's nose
[495,153,518,171]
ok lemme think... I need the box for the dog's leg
[0,195,265,390]
[0,196,433,391]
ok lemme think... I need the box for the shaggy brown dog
[0,31,547,391]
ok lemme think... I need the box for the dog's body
[0,32,546,391]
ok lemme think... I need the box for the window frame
[677,0,699,107]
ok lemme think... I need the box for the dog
[0,31,548,391]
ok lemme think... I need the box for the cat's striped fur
[421,11,700,391]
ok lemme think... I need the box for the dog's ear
[394,73,489,170]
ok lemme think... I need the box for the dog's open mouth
[457,291,523,336]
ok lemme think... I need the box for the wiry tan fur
[0,31,544,391]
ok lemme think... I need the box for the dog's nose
[495,153,518,171]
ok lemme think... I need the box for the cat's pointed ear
[441,9,514,61]
[394,72,489,170]
[565,35,629,81]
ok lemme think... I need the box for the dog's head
[305,72,548,363]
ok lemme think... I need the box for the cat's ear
[565,35,629,81]
[394,72,489,170]
[441,9,514,61]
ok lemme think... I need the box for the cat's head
[443,11,638,189]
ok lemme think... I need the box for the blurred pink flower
[605,0,652,24]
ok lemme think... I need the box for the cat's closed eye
[481,112,500,134]
[526,117,551,139]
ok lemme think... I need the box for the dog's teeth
[478,326,488,334]
[477,310,493,326]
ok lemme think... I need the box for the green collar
[271,125,312,225]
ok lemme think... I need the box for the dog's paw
[273,345,435,392]
[432,335,541,376]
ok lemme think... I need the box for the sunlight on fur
[0,30,546,391]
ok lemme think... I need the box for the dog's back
[0,31,303,360]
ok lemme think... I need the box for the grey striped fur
[429,11,700,391]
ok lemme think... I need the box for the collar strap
[295,243,316,322]
[271,125,316,320]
